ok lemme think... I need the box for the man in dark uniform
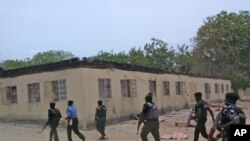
[218,93,243,141]
[65,100,85,141]
[187,92,214,141]
[137,94,160,141]
[95,100,107,140]
[43,102,62,141]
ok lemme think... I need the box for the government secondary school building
[0,58,231,128]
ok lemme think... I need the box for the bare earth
[0,101,249,141]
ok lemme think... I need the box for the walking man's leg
[151,121,160,141]
[140,122,152,141]
[96,119,102,136]
[100,119,106,137]
[49,128,53,141]
[194,123,201,141]
[200,122,208,139]
[96,118,105,138]
[72,118,85,141]
[54,128,59,141]
[67,125,73,141]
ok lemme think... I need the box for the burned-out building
[0,58,231,128]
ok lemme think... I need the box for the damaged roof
[0,58,229,80]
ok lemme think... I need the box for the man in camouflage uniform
[95,100,107,140]
[218,93,246,141]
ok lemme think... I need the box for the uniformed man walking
[186,92,214,141]
[95,100,107,140]
[42,102,62,141]
[208,92,246,141]
[137,94,161,141]
[65,100,85,141]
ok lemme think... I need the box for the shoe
[100,136,105,140]
[82,136,85,141]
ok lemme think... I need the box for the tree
[192,11,250,90]
[30,50,75,65]
[91,38,177,71]
[144,38,176,71]
[2,59,30,70]
[90,50,129,63]
[128,47,146,65]
[175,44,193,74]
[3,50,75,70]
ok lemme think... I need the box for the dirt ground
[0,101,249,141]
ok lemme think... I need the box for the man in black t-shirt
[43,102,62,141]
[187,92,214,141]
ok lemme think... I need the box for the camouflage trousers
[96,118,106,137]
[140,120,160,141]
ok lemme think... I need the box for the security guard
[95,100,107,140]
[187,92,214,141]
[66,100,85,141]
[219,92,245,141]
[137,94,160,141]
[42,102,62,141]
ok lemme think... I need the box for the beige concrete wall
[0,67,231,128]
[0,69,84,121]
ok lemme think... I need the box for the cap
[194,92,202,97]
[145,94,152,102]
[225,92,239,104]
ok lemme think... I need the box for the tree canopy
[2,50,75,70]
[192,11,250,90]
[2,10,250,91]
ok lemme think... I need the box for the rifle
[208,112,222,141]
[41,122,49,133]
[186,107,195,126]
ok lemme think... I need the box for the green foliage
[90,50,129,63]
[3,50,75,70]
[128,47,145,65]
[91,38,177,71]
[143,38,176,70]
[2,10,250,91]
[3,59,30,70]
[30,50,75,65]
[175,44,193,73]
[192,11,250,89]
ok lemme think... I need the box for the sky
[0,0,249,61]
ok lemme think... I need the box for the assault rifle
[41,122,49,133]
[208,112,222,141]
[186,107,195,126]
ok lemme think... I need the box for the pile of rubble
[161,132,188,140]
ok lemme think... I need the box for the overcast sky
[0,0,249,60]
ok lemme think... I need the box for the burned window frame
[44,79,67,102]
[163,81,170,96]
[205,83,211,94]
[176,81,186,95]
[149,80,157,96]
[215,83,220,94]
[120,79,137,97]
[221,84,224,93]
[28,83,40,103]
[98,79,112,98]
[0,86,18,105]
